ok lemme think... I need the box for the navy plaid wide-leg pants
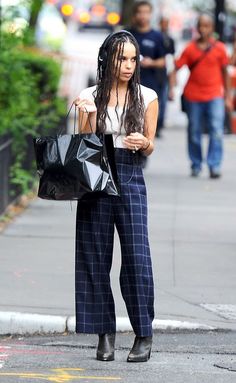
[75,149,154,337]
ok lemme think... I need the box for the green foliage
[121,0,135,26]
[10,164,34,195]
[0,32,66,198]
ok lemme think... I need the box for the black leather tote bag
[33,104,119,200]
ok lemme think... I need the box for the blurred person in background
[172,14,232,179]
[74,30,158,363]
[129,1,165,137]
[155,15,176,135]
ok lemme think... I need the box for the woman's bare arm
[74,97,97,133]
[123,98,159,156]
[141,98,159,156]
[77,111,97,133]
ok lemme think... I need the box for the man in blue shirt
[155,16,176,133]
[129,1,165,136]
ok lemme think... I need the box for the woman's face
[115,42,137,83]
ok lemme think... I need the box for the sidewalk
[1,104,236,334]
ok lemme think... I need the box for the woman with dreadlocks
[74,30,158,363]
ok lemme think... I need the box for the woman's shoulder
[79,85,97,99]
[140,85,158,108]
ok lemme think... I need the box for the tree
[28,0,44,30]
[215,0,226,41]
[121,0,135,27]
[22,0,44,45]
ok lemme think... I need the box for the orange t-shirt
[175,39,229,102]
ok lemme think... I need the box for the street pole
[215,0,226,41]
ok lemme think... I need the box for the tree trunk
[29,0,44,30]
[215,0,226,41]
[121,0,135,27]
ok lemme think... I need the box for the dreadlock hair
[94,30,145,135]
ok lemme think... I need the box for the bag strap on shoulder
[189,41,217,71]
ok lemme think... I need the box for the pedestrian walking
[129,1,165,137]
[74,30,158,363]
[156,15,176,134]
[173,14,232,178]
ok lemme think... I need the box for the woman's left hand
[123,132,149,152]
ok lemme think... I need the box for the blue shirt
[129,28,165,91]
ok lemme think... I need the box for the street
[0,332,236,382]
[59,24,107,103]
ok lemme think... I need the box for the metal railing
[0,133,39,215]
[0,134,13,215]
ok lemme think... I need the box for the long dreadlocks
[94,31,145,135]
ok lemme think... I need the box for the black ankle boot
[96,333,115,361]
[127,336,152,362]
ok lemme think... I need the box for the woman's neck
[109,82,129,107]
[111,81,128,93]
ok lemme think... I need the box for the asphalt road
[0,332,235,383]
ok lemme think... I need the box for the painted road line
[0,346,11,370]
[0,343,63,370]
[1,345,64,356]
[0,368,121,381]
[0,357,8,370]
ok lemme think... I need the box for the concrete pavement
[0,101,236,334]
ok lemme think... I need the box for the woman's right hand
[73,97,97,113]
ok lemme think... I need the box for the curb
[0,312,67,335]
[0,311,218,336]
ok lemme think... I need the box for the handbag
[33,104,119,200]
[181,42,217,113]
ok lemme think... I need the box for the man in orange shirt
[175,14,231,178]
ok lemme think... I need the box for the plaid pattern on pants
[75,149,154,336]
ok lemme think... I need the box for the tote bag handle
[59,103,93,136]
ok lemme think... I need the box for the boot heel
[127,336,152,363]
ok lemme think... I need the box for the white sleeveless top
[79,85,157,148]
